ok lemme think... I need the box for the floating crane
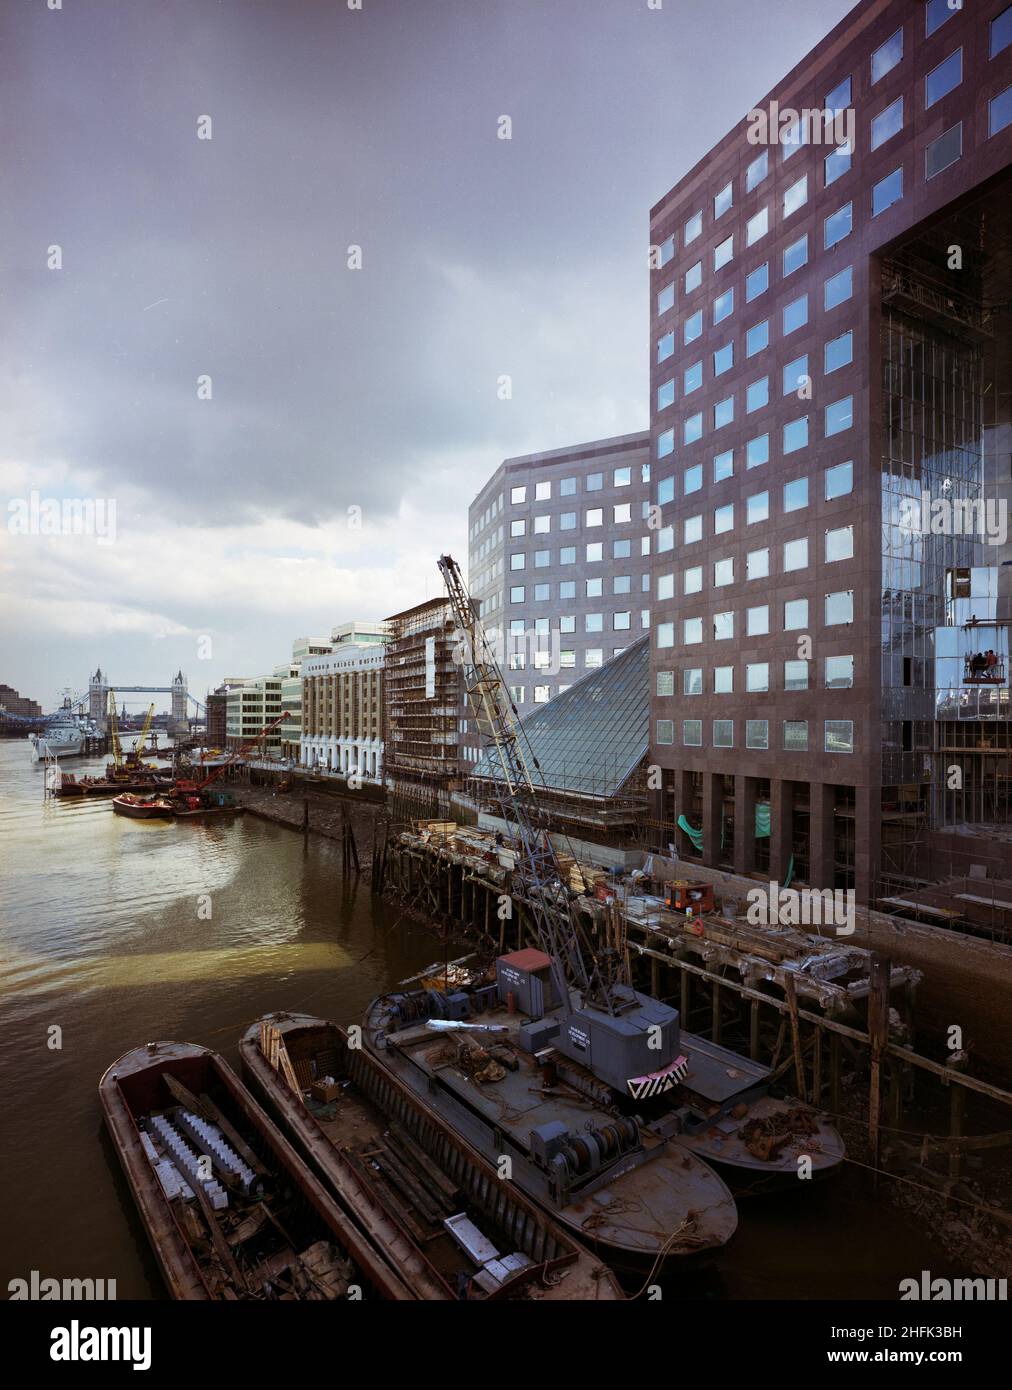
[437,553,688,1100]
[124,703,156,767]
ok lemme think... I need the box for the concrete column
[733,775,758,876]
[769,778,794,886]
[808,781,835,891]
[854,783,880,907]
[702,774,723,869]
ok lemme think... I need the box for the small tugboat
[111,792,175,819]
[169,783,245,820]
[99,1041,415,1300]
[240,1013,624,1301]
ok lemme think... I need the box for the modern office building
[647,0,1012,904]
[300,622,391,779]
[466,433,653,761]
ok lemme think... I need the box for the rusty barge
[99,1041,415,1300]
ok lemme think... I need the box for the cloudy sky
[1,0,854,714]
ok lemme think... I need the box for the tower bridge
[86,668,205,733]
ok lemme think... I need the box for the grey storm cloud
[1,0,856,707]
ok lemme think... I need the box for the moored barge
[99,1041,414,1300]
[240,1012,624,1300]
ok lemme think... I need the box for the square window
[747,376,769,412]
[656,670,675,696]
[825,461,853,500]
[510,552,525,570]
[783,174,808,217]
[657,234,675,267]
[714,557,734,586]
[784,659,808,690]
[714,502,734,534]
[684,412,703,445]
[714,288,734,323]
[657,282,676,315]
[785,598,809,630]
[784,477,808,511]
[926,49,962,108]
[586,507,603,527]
[534,583,549,600]
[871,28,903,83]
[746,207,768,246]
[714,234,734,270]
[747,547,769,580]
[714,342,734,375]
[560,546,576,565]
[746,719,769,750]
[825,525,854,561]
[684,617,703,644]
[784,537,809,571]
[714,449,734,482]
[560,614,575,632]
[745,263,769,301]
[684,566,703,595]
[747,491,769,524]
[784,416,809,453]
[713,611,734,641]
[684,463,703,494]
[510,486,526,504]
[714,666,733,694]
[993,6,1012,57]
[684,515,703,544]
[824,719,854,754]
[657,622,674,647]
[615,466,631,487]
[825,396,853,436]
[657,475,675,505]
[746,662,769,692]
[714,395,734,429]
[825,76,852,113]
[684,668,703,695]
[511,518,526,537]
[657,378,676,410]
[510,585,525,602]
[824,202,853,249]
[586,542,603,562]
[613,611,631,631]
[684,310,703,343]
[560,476,576,496]
[745,149,768,191]
[926,123,962,177]
[747,433,769,469]
[990,86,1012,136]
[824,141,852,187]
[825,654,854,688]
[613,502,632,523]
[824,265,853,310]
[534,514,550,533]
[783,720,808,751]
[783,235,808,276]
[559,580,575,599]
[534,549,550,568]
[560,511,576,530]
[655,719,674,746]
[783,354,808,396]
[871,96,903,151]
[657,332,675,362]
[825,590,854,625]
[683,719,703,746]
[685,260,703,293]
[872,168,903,216]
[714,181,733,218]
[685,360,703,393]
[746,320,769,356]
[925,0,954,37]
[585,649,603,668]
[825,331,853,373]
[747,605,769,636]
[586,472,603,491]
[586,577,602,597]
[585,612,603,632]
[657,572,674,600]
[782,294,808,334]
[684,210,703,243]
[713,719,734,749]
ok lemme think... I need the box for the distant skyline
[1,0,856,712]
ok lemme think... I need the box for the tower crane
[437,554,687,1101]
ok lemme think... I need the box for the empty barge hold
[364,996,739,1269]
[239,1013,624,1300]
[99,1041,415,1300]
[111,793,174,819]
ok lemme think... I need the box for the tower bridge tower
[88,667,108,727]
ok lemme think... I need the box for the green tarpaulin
[678,805,771,850]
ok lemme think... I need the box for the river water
[0,739,954,1300]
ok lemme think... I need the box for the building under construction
[383,597,464,804]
